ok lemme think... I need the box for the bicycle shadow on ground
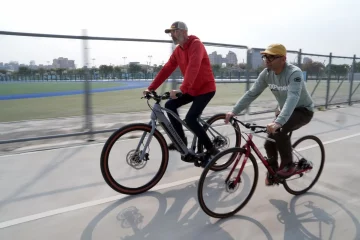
[81,178,273,240]
[270,192,360,240]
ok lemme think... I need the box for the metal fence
[0,30,359,145]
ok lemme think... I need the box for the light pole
[148,55,152,66]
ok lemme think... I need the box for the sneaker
[200,147,220,168]
[276,163,296,178]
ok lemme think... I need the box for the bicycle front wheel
[283,135,325,195]
[197,147,258,218]
[100,123,169,195]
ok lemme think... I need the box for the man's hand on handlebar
[225,112,235,124]
[170,90,182,99]
[143,89,151,97]
[266,122,282,134]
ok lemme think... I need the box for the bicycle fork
[135,120,157,161]
[225,145,251,186]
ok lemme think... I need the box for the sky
[0,0,359,68]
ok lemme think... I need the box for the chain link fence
[0,30,359,146]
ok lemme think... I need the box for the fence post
[325,52,332,109]
[245,48,251,114]
[297,48,302,69]
[170,43,178,91]
[349,54,356,105]
[82,29,94,141]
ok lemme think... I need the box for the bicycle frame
[225,126,277,184]
[136,99,226,160]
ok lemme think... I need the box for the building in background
[52,57,75,69]
[208,51,238,66]
[248,48,264,70]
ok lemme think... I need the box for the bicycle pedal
[194,160,201,167]
[181,153,196,163]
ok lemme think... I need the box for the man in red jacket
[143,21,218,166]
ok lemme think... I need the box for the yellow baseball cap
[260,44,287,56]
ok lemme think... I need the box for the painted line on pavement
[0,176,200,229]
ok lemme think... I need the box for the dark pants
[164,91,216,151]
[264,107,314,169]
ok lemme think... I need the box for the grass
[0,80,358,122]
[0,82,125,95]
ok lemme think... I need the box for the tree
[113,66,122,78]
[354,62,360,72]
[18,66,30,75]
[99,65,110,78]
[128,63,142,74]
[38,68,46,80]
[153,64,163,73]
[302,61,325,76]
[211,64,221,74]
[75,68,85,79]
[238,63,247,70]
[55,68,66,80]
[325,64,350,77]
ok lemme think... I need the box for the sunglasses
[262,55,282,62]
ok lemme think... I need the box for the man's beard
[172,35,183,45]
[172,37,179,45]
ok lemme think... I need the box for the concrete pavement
[0,104,360,239]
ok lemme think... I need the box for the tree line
[1,60,360,81]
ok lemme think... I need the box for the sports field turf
[0,80,358,122]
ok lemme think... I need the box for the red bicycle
[197,116,325,218]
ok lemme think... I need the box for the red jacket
[148,35,216,96]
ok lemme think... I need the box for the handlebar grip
[175,92,183,98]
[161,92,170,99]
[151,90,158,97]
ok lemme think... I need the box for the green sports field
[0,80,358,122]
[0,82,125,95]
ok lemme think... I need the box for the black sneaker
[200,147,220,168]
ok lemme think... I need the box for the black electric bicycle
[100,91,242,195]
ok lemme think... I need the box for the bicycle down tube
[226,128,277,185]
[138,99,229,158]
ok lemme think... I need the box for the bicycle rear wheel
[283,135,325,195]
[198,113,242,171]
[197,147,258,218]
[100,123,169,195]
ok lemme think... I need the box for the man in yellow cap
[224,43,315,185]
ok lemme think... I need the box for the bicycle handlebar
[231,117,268,133]
[141,90,183,102]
